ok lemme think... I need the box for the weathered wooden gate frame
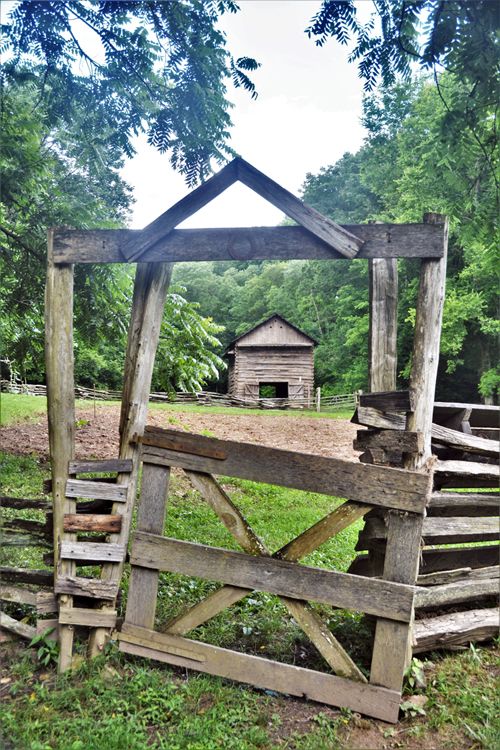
[46,157,448,721]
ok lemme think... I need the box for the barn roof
[225,314,319,352]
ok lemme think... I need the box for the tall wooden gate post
[87,262,173,659]
[405,213,449,469]
[45,227,76,672]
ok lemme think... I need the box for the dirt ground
[0,404,362,463]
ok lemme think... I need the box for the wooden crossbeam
[65,479,127,502]
[118,623,401,723]
[183,471,368,681]
[139,426,429,513]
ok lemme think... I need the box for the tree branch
[0,225,44,262]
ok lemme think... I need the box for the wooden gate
[118,425,431,723]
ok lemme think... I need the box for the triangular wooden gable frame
[120,157,364,263]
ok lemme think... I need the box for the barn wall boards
[45,157,448,720]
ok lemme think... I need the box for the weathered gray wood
[36,591,58,614]
[88,261,174,660]
[405,214,449,469]
[0,585,37,606]
[60,541,126,562]
[360,391,415,412]
[45,225,76,671]
[434,459,499,483]
[68,459,133,474]
[415,578,499,609]
[418,545,499,574]
[370,512,424,693]
[0,566,54,586]
[63,514,122,533]
[0,496,51,510]
[36,619,59,640]
[0,517,53,548]
[53,223,447,264]
[130,531,415,622]
[183,471,368,681]
[368,260,398,393]
[125,463,171,632]
[428,491,499,517]
[412,608,499,653]
[357,515,499,547]
[55,576,119,600]
[139,427,429,514]
[351,408,406,431]
[121,160,239,261]
[58,608,117,628]
[0,612,36,640]
[433,402,500,429]
[417,566,499,587]
[65,479,127,502]
[119,623,401,723]
[440,407,472,431]
[236,158,363,259]
[354,429,422,453]
[430,424,499,458]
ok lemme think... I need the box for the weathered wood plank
[119,623,401,723]
[418,545,499,574]
[0,566,54,586]
[351,408,406,431]
[58,608,117,628]
[54,576,119,600]
[0,517,53,548]
[138,434,227,460]
[417,566,499,587]
[0,496,51,510]
[430,424,499,458]
[36,619,59,640]
[360,390,415,412]
[53,223,446,264]
[45,226,76,670]
[68,459,133,474]
[434,460,499,482]
[88,261,174,659]
[368,258,397,393]
[125,463,171,632]
[60,541,126,562]
[63,514,122,533]
[0,585,37,606]
[138,427,429,514]
[237,158,363,259]
[36,591,58,614]
[370,512,424,693]
[65,479,127,502]
[357,516,499,547]
[412,608,499,653]
[354,430,422,453]
[415,578,499,609]
[130,532,415,622]
[0,612,36,640]
[428,491,499,517]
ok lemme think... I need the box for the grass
[0,392,48,427]
[1,398,499,749]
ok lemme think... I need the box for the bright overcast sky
[122,1,375,230]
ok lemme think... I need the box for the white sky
[122,1,375,229]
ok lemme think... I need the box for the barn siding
[232,346,314,399]
[238,316,313,347]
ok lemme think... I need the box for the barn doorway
[259,382,288,398]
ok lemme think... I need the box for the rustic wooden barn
[225,314,317,401]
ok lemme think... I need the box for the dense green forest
[1,2,498,403]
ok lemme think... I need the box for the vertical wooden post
[125,462,171,630]
[405,214,449,470]
[45,226,76,672]
[368,258,398,393]
[88,262,173,658]
[316,387,321,412]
